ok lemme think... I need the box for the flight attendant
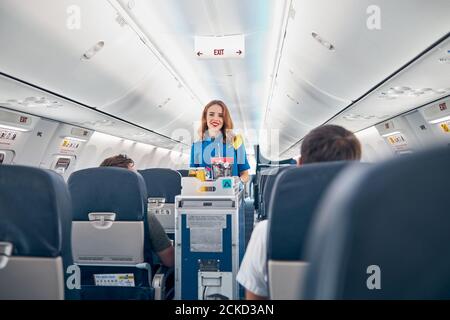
[190,100,250,183]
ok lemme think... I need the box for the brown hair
[100,154,134,169]
[199,100,234,143]
[300,125,362,164]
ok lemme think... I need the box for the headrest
[68,167,147,221]
[177,169,190,177]
[258,167,291,220]
[263,167,291,205]
[258,170,271,188]
[304,146,450,299]
[267,161,359,261]
[138,168,181,203]
[0,165,72,257]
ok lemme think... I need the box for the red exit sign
[214,49,225,56]
[195,35,245,59]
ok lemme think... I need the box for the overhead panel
[281,0,450,101]
[0,75,182,150]
[97,60,199,134]
[274,0,450,157]
[0,0,159,108]
[330,37,450,132]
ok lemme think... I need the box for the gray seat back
[303,147,450,299]
[267,161,358,299]
[138,168,181,234]
[0,165,73,299]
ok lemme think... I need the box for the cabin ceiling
[0,0,449,159]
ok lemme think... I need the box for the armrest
[152,266,174,300]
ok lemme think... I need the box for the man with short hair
[236,125,362,300]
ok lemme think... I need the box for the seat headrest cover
[304,146,450,299]
[138,168,181,203]
[68,167,147,221]
[267,161,359,261]
[0,165,72,257]
[177,169,190,177]
[262,167,291,205]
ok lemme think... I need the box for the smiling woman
[190,100,250,183]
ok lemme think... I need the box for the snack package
[211,157,234,179]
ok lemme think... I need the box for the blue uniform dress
[190,135,250,177]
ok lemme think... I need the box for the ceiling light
[261,0,291,128]
[429,115,450,124]
[387,89,403,95]
[312,32,335,51]
[127,0,136,10]
[381,131,401,138]
[378,94,396,100]
[380,87,449,99]
[133,133,147,138]
[64,136,88,142]
[393,86,411,91]
[0,124,30,132]
[81,41,105,60]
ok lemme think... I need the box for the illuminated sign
[386,132,409,151]
[195,35,245,59]
[440,121,450,133]
[0,129,19,146]
[60,138,82,154]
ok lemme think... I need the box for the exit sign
[195,35,245,59]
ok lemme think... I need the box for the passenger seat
[68,167,170,300]
[267,161,360,299]
[303,146,450,299]
[0,165,76,299]
[138,168,181,238]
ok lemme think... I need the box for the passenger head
[199,100,234,141]
[100,154,135,171]
[299,125,361,165]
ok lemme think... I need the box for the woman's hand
[239,170,249,183]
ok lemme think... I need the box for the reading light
[64,136,88,143]
[261,0,291,128]
[0,124,30,132]
[429,115,450,124]
[381,131,401,138]
[81,41,105,61]
[312,32,335,51]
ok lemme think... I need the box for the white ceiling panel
[0,75,183,150]
[275,0,449,157]
[331,37,450,132]
[281,0,450,101]
[97,60,201,134]
[0,0,160,107]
